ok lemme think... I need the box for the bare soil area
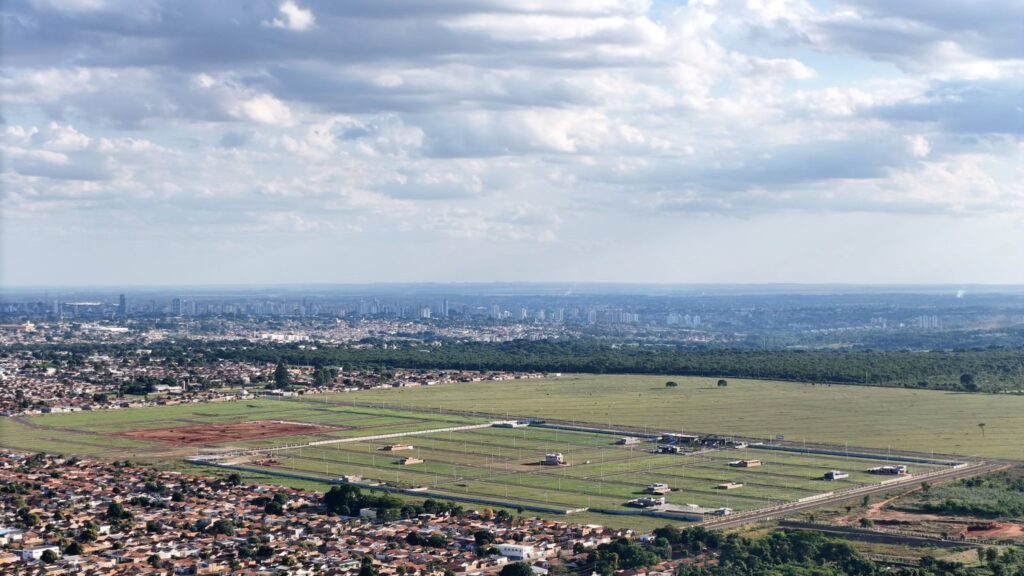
[118,420,339,446]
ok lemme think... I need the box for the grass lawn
[339,375,1024,460]
[246,426,939,514]
[0,400,485,458]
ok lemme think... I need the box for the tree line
[213,340,1024,392]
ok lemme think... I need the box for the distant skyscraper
[441,299,449,318]
[118,294,127,317]
[420,306,432,319]
[172,298,183,316]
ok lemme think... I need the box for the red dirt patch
[962,522,1024,540]
[118,420,338,446]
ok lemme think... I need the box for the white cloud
[266,1,315,32]
[906,135,931,158]
[229,94,294,126]
[4,0,1024,284]
[30,0,106,12]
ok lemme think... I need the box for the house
[543,453,565,466]
[660,434,699,445]
[823,470,849,481]
[656,445,682,454]
[21,546,60,561]
[866,465,907,476]
[616,437,642,446]
[381,444,414,452]
[716,482,743,490]
[626,497,665,509]
[728,460,761,468]
[495,544,543,561]
[645,483,671,495]
[0,528,24,546]
[493,421,528,429]
[398,457,423,466]
[702,436,746,449]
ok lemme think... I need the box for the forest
[208,340,1024,392]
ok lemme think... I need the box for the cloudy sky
[2,0,1022,286]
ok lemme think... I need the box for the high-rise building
[172,298,183,316]
[118,294,127,317]
[441,299,449,318]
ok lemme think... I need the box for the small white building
[544,453,565,466]
[867,465,907,476]
[645,483,671,495]
[21,546,60,561]
[496,544,545,561]
[0,528,24,546]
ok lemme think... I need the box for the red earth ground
[118,420,339,446]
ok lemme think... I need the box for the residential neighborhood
[0,452,705,575]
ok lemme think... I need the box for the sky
[1,0,1023,287]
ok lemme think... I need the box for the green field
[0,375,998,530]
[0,400,485,458]
[243,425,940,517]
[341,375,1024,460]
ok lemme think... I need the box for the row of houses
[0,451,695,575]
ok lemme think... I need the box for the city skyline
[3,0,1023,286]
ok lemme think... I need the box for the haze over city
[6,3,1024,574]
[3,0,1023,286]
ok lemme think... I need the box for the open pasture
[341,375,1024,460]
[244,424,941,514]
[0,399,485,458]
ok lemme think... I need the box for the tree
[961,373,978,392]
[474,530,496,546]
[226,473,242,486]
[274,361,292,389]
[41,549,59,563]
[978,422,986,437]
[106,502,131,520]
[359,556,379,576]
[65,541,83,555]
[665,381,678,388]
[717,379,728,387]
[210,518,235,536]
[500,562,534,576]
